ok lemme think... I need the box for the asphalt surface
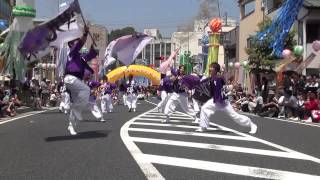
[0,98,320,180]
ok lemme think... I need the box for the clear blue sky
[36,0,239,37]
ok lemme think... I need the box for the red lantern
[209,18,222,33]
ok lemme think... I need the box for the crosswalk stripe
[147,112,191,117]
[141,115,194,120]
[131,122,219,131]
[208,122,320,164]
[130,137,310,160]
[140,154,320,180]
[128,127,256,141]
[136,118,194,124]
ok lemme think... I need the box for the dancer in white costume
[156,71,174,112]
[63,26,103,135]
[101,76,117,113]
[163,65,198,123]
[196,63,257,134]
[87,80,105,122]
[58,78,70,114]
[119,79,127,106]
[126,75,138,112]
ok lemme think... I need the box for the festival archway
[106,65,161,86]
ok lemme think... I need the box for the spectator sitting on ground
[258,90,279,118]
[284,92,299,121]
[12,93,22,107]
[303,92,319,123]
[277,90,287,118]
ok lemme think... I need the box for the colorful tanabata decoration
[257,0,304,58]
[179,51,193,75]
[209,18,222,33]
[204,18,222,76]
[0,0,36,80]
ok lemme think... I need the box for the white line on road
[141,154,320,180]
[131,122,219,131]
[208,121,320,164]
[147,112,191,117]
[130,137,312,161]
[120,108,165,180]
[135,118,193,124]
[141,115,194,120]
[0,108,56,125]
[128,127,256,141]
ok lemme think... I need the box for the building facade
[138,29,174,69]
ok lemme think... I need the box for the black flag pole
[73,0,97,47]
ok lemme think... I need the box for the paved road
[0,99,320,180]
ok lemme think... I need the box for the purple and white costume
[63,38,98,135]
[101,82,117,113]
[58,81,70,114]
[125,79,138,111]
[198,76,256,133]
[163,72,198,122]
[157,76,173,112]
[87,81,104,121]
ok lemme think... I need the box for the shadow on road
[44,130,110,142]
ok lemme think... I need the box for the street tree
[108,27,136,42]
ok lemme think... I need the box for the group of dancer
[58,26,139,135]
[156,63,257,134]
[57,26,257,135]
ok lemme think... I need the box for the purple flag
[18,0,82,56]
[104,34,152,66]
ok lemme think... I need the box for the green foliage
[245,17,297,67]
[108,27,136,42]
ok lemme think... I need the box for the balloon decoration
[293,45,304,56]
[234,62,241,69]
[282,49,292,59]
[209,18,222,33]
[312,41,320,52]
[106,65,161,86]
[228,62,234,68]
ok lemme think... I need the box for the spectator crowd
[229,73,320,123]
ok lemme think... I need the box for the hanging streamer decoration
[256,0,304,58]
[12,6,36,17]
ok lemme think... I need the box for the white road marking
[208,122,320,164]
[120,109,165,180]
[122,103,320,179]
[131,122,219,131]
[141,115,194,120]
[141,154,320,180]
[0,109,55,125]
[135,118,194,124]
[241,112,320,128]
[128,127,256,141]
[131,137,313,160]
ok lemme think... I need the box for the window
[244,1,255,17]
[306,23,320,43]
[247,37,253,49]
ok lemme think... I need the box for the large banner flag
[159,47,180,74]
[104,34,152,66]
[18,0,82,57]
